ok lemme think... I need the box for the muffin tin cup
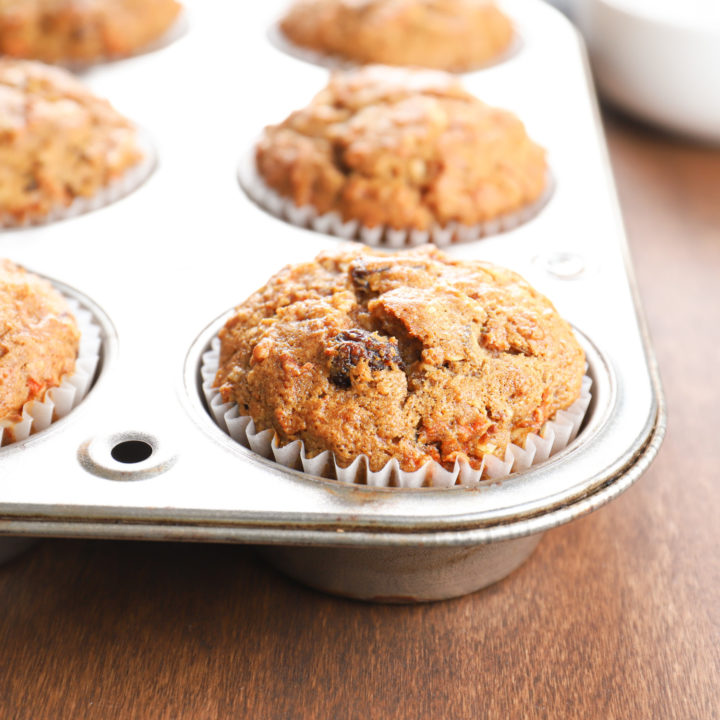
[200,337,592,489]
[260,534,543,602]
[0,297,101,447]
[238,149,554,248]
[0,128,156,230]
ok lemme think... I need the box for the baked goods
[279,0,514,72]
[253,66,548,239]
[0,0,182,64]
[214,245,585,475]
[0,59,145,226]
[0,259,79,434]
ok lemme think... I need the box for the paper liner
[0,127,157,230]
[266,21,523,74]
[200,337,592,489]
[0,297,101,447]
[238,148,554,248]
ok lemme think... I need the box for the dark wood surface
[1,113,719,720]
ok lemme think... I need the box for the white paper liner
[238,148,554,248]
[266,21,523,74]
[0,127,157,229]
[0,297,101,447]
[200,337,592,489]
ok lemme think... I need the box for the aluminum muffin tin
[0,0,665,601]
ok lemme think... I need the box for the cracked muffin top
[0,0,182,64]
[0,59,143,225]
[215,245,585,474]
[255,65,547,233]
[279,0,514,72]
[0,259,79,430]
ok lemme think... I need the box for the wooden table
[1,112,719,719]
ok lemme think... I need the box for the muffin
[0,59,148,226]
[0,259,80,440]
[279,0,514,72]
[250,66,548,245]
[213,245,586,480]
[0,0,182,64]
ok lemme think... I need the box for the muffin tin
[0,0,665,601]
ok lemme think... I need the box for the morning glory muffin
[279,0,514,72]
[0,259,79,436]
[253,65,547,239]
[0,0,182,64]
[214,245,585,474]
[0,59,146,226]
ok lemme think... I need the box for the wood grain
[1,113,719,720]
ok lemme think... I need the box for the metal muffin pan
[0,0,665,601]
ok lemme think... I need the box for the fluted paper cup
[0,297,101,446]
[238,148,554,248]
[0,128,156,230]
[201,337,591,489]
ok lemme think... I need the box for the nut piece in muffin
[215,245,585,475]
[0,0,182,64]
[254,65,547,236]
[0,59,145,226]
[280,0,514,72]
[0,259,79,438]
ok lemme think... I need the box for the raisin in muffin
[215,245,585,474]
[0,59,145,226]
[0,0,182,64]
[279,0,514,72]
[254,65,547,237]
[0,259,79,437]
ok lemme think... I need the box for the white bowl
[575,0,720,143]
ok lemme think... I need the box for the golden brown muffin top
[256,65,547,232]
[0,259,79,426]
[0,0,182,63]
[0,59,143,224]
[215,245,585,474]
[280,0,514,72]
[0,0,176,13]
[0,58,134,133]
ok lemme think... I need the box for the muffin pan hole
[111,440,154,464]
[78,432,176,481]
[534,251,587,280]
